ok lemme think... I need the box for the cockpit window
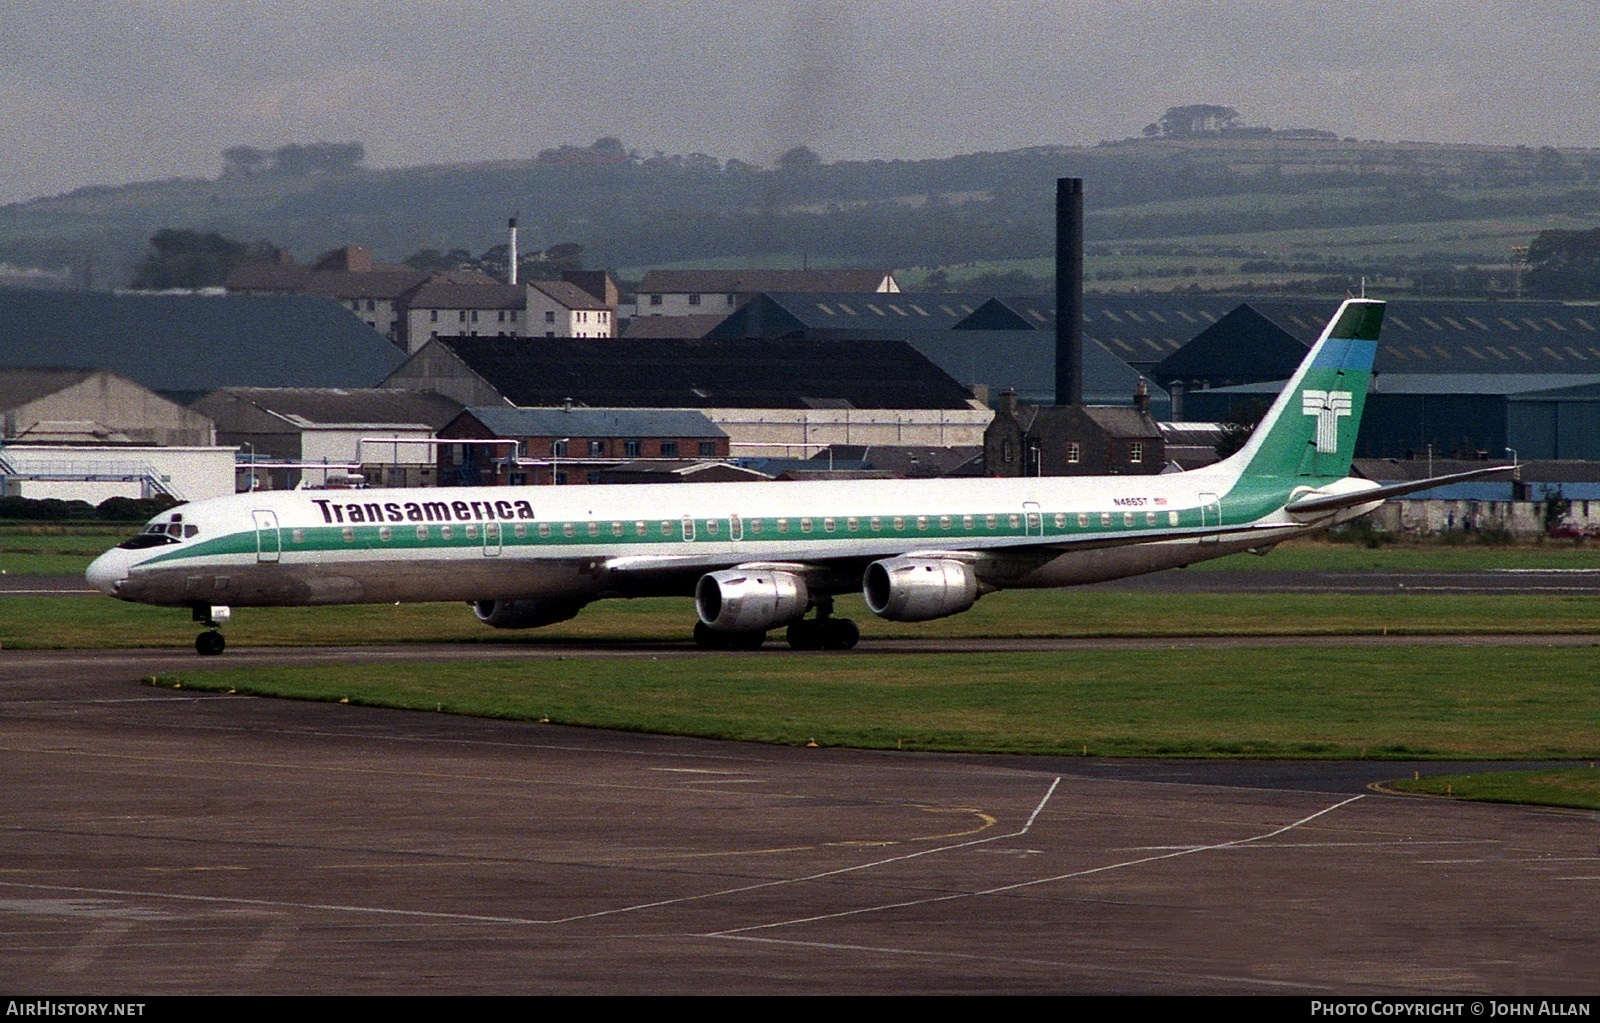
[116,519,195,549]
[117,532,179,550]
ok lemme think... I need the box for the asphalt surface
[2,644,1598,995]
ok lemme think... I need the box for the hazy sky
[5,0,1600,206]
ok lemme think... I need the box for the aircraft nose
[86,548,132,596]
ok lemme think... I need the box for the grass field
[7,584,1600,651]
[153,645,1600,761]
[1388,766,1600,810]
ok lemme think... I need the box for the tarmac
[2,642,1597,995]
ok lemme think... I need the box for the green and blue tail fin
[1222,298,1384,486]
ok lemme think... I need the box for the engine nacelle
[695,569,810,632]
[471,598,585,630]
[862,556,978,622]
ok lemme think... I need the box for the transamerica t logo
[1302,389,1353,453]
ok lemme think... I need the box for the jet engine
[695,569,810,632]
[471,598,586,629]
[862,556,978,622]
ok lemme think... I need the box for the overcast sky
[5,0,1600,206]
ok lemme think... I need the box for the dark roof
[303,269,429,301]
[526,279,608,310]
[621,314,730,338]
[404,275,522,310]
[1149,303,1307,390]
[638,269,895,294]
[0,287,407,395]
[707,292,1163,408]
[0,368,95,410]
[420,336,978,410]
[193,387,463,429]
[459,406,726,438]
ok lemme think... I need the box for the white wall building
[0,445,237,502]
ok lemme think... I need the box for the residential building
[984,390,1164,477]
[436,406,730,486]
[631,268,899,318]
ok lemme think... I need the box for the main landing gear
[690,597,861,651]
[192,604,230,656]
[785,597,859,651]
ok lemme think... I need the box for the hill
[6,136,1600,297]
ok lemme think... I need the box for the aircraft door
[1023,502,1043,537]
[252,510,281,563]
[1199,493,1222,543]
[482,520,502,556]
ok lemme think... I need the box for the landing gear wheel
[694,622,766,650]
[821,618,860,650]
[693,621,724,649]
[730,629,767,651]
[786,619,824,650]
[195,631,226,656]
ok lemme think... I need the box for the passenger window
[893,516,904,531]
[342,526,355,543]
[293,528,305,543]
[440,525,453,540]
[916,516,927,531]
[1008,514,1020,529]
[1054,513,1065,529]
[1123,512,1135,527]
[801,517,813,533]
[963,515,973,530]
[986,514,997,529]
[586,522,599,538]
[1100,513,1111,527]
[823,518,834,532]
[465,523,478,539]
[539,523,552,538]
[416,525,429,541]
[939,515,950,530]
[1078,513,1089,528]
[635,521,647,536]
[706,520,719,535]
[846,517,858,531]
[1146,512,1157,526]
[514,523,527,538]
[379,526,392,541]
[870,516,882,531]
[563,523,575,538]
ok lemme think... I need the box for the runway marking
[711,793,1367,936]
[0,779,1061,929]
[535,776,1060,925]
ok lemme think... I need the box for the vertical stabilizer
[1222,299,1384,484]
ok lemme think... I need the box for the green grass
[1387,766,1600,810]
[8,585,1600,651]
[153,645,1600,760]
[0,525,127,577]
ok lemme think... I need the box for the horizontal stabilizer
[1285,464,1517,515]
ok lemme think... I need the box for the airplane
[87,297,1510,656]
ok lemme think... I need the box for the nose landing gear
[192,604,231,656]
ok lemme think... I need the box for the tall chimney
[507,216,519,286]
[1055,178,1084,407]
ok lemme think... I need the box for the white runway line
[0,776,1065,929]
[711,793,1367,936]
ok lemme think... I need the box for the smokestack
[507,216,519,286]
[1055,178,1083,407]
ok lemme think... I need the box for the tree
[1524,227,1600,299]
[777,146,823,172]
[128,229,277,289]
[1156,105,1242,137]
[220,145,268,177]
